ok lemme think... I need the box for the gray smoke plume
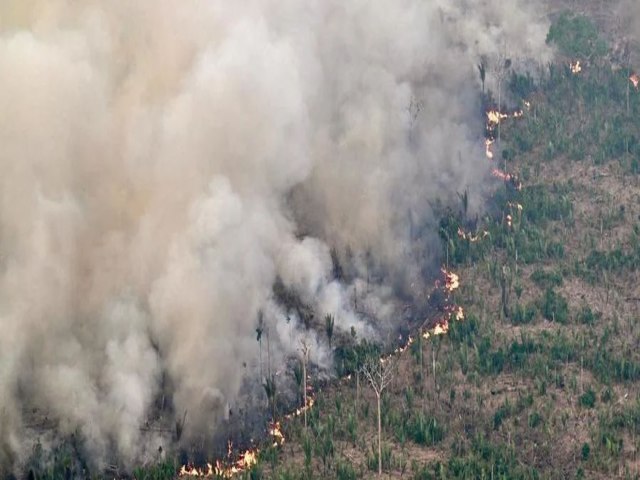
[619,0,640,46]
[0,0,552,472]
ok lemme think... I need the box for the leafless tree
[493,50,511,148]
[256,311,264,380]
[361,356,397,476]
[478,56,487,94]
[324,314,335,349]
[300,338,310,429]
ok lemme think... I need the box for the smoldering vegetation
[0,0,551,474]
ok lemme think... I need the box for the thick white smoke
[0,0,551,471]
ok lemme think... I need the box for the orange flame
[631,73,640,90]
[433,322,449,336]
[507,201,523,213]
[485,138,494,159]
[492,169,522,190]
[570,60,582,74]
[269,422,285,447]
[179,463,214,477]
[180,443,260,479]
[441,268,460,293]
[179,415,288,477]
[487,110,508,125]
[457,227,489,243]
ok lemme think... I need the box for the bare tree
[500,265,512,319]
[324,314,335,349]
[263,375,277,421]
[361,357,397,476]
[256,311,264,380]
[493,50,511,147]
[478,56,487,94]
[300,339,310,430]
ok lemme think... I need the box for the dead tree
[500,265,512,318]
[493,50,511,148]
[256,312,264,380]
[361,357,397,476]
[478,56,487,94]
[300,339,310,429]
[324,314,335,349]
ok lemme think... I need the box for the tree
[361,357,397,476]
[256,312,264,380]
[478,57,487,94]
[458,189,469,218]
[300,339,310,429]
[500,265,512,318]
[263,375,277,421]
[493,51,511,147]
[325,314,335,349]
[293,360,304,409]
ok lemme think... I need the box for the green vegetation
[546,12,608,59]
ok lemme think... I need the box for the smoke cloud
[0,0,551,472]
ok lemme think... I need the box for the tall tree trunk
[498,80,502,145]
[259,340,263,381]
[377,394,382,476]
[420,330,424,405]
[302,355,308,429]
[356,370,360,415]
[627,62,631,116]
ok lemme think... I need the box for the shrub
[577,305,600,325]
[579,388,596,408]
[530,268,563,288]
[541,287,569,324]
[511,303,537,324]
[546,12,607,59]
[406,413,445,446]
[581,443,590,461]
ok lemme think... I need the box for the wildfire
[179,409,293,478]
[507,201,523,213]
[179,442,260,479]
[441,268,460,293]
[483,106,525,189]
[180,271,468,479]
[283,374,315,420]
[457,226,489,243]
[391,335,414,355]
[269,422,285,447]
[485,138,494,159]
[491,168,510,181]
[491,169,522,190]
[433,322,449,336]
[179,464,214,477]
[570,60,582,74]
[631,73,640,90]
[486,109,508,125]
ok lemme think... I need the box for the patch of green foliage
[334,339,382,377]
[546,12,607,59]
[541,287,569,324]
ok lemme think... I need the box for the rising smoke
[0,0,551,472]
